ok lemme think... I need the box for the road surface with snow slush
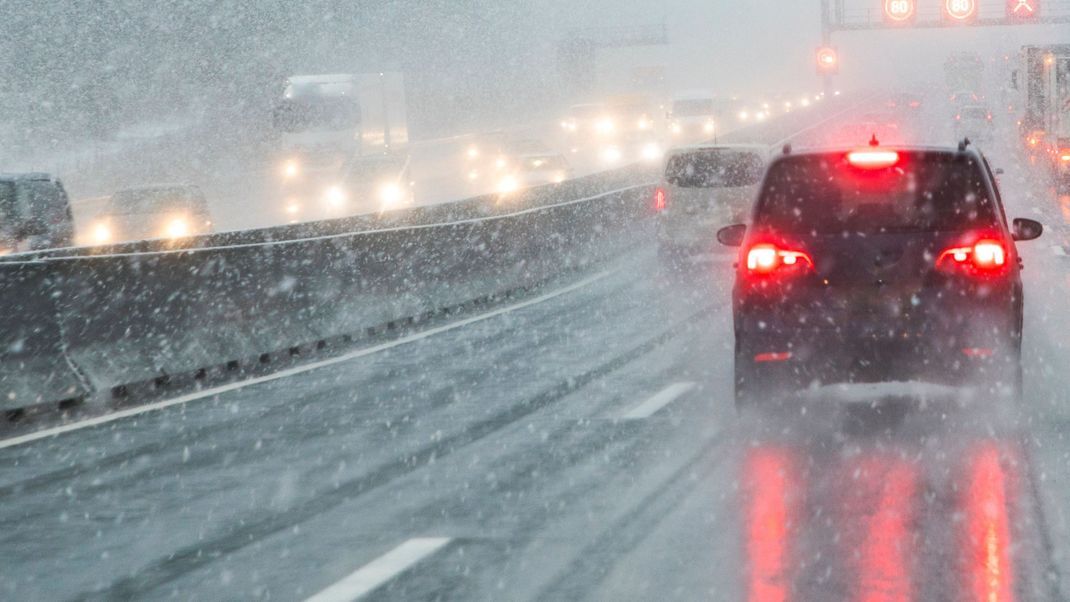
[2,97,1070,601]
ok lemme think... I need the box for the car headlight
[600,145,623,164]
[703,121,716,134]
[670,122,682,135]
[284,199,301,215]
[164,217,190,239]
[637,117,653,130]
[281,158,300,179]
[466,145,480,160]
[497,175,520,194]
[552,171,567,184]
[641,142,663,162]
[90,222,113,245]
[595,117,615,135]
[378,182,405,207]
[324,185,347,207]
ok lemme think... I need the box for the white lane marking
[304,538,451,602]
[0,270,615,450]
[621,382,697,419]
[1052,245,1067,257]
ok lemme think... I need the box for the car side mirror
[1012,218,1043,241]
[717,224,747,247]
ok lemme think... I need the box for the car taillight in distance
[654,186,668,212]
[745,243,813,276]
[937,238,1008,275]
[1059,149,1070,163]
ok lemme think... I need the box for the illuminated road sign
[944,0,979,23]
[883,0,917,24]
[1007,0,1040,20]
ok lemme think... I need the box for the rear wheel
[734,346,776,409]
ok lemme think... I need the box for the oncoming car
[717,142,1042,406]
[0,173,75,253]
[497,153,573,194]
[655,144,766,258]
[320,153,414,216]
[90,185,213,244]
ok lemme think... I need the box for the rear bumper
[735,308,1020,389]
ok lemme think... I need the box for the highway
[1,92,1070,601]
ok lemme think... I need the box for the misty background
[2,0,1066,159]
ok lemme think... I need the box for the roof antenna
[958,137,971,152]
[782,143,792,155]
[869,133,880,147]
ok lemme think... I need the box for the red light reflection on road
[743,446,799,602]
[961,444,1015,602]
[845,455,919,602]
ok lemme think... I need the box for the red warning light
[816,47,839,75]
[1007,0,1040,20]
[944,0,979,22]
[883,0,917,24]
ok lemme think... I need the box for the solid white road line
[621,382,697,420]
[304,538,452,602]
[0,269,615,451]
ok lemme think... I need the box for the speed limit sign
[883,0,917,24]
[944,0,979,22]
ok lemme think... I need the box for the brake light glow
[746,243,813,275]
[754,352,793,363]
[938,239,1007,272]
[654,186,668,212]
[847,150,900,169]
[1060,150,1070,162]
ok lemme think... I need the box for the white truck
[273,73,410,220]
[1012,45,1070,192]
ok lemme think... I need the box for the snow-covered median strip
[0,269,615,450]
[304,538,452,602]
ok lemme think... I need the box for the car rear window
[665,150,765,188]
[755,152,999,234]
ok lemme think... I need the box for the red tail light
[909,101,921,108]
[1059,150,1070,163]
[847,150,900,169]
[654,186,668,212]
[745,243,813,275]
[937,239,1008,274]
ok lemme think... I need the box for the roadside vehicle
[0,173,75,252]
[955,105,995,143]
[90,184,213,243]
[655,144,766,258]
[717,141,1042,406]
